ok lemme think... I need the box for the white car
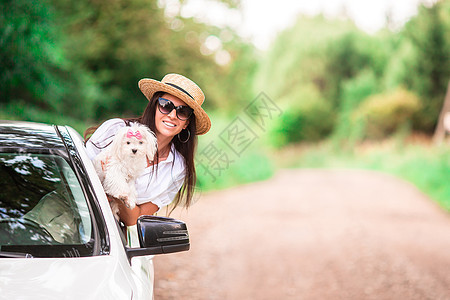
[0,121,190,299]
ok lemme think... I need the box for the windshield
[0,153,95,257]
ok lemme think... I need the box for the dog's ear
[142,126,157,159]
[110,127,127,159]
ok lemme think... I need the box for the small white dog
[94,124,157,220]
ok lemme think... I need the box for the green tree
[402,0,450,131]
[49,0,247,120]
[255,15,387,144]
[49,0,168,119]
[1,0,59,109]
[322,31,389,107]
[0,0,101,123]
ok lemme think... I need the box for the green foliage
[254,15,357,101]
[352,88,421,139]
[1,0,57,107]
[217,39,259,112]
[49,0,169,119]
[322,31,389,106]
[254,15,395,147]
[382,38,415,90]
[0,102,89,134]
[268,86,334,147]
[390,145,450,211]
[1,0,250,123]
[46,0,253,120]
[0,0,102,122]
[400,1,450,131]
[332,70,381,144]
[194,112,275,191]
[169,24,258,113]
[255,0,450,148]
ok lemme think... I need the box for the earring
[178,129,190,143]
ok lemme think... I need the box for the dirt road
[154,169,450,299]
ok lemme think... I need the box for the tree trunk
[433,81,450,144]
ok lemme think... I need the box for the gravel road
[154,169,450,300]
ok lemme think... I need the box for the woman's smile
[155,93,189,140]
[162,120,176,128]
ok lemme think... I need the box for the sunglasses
[157,97,193,121]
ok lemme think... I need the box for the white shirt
[85,118,185,211]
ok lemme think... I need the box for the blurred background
[1,0,449,210]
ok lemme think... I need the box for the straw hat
[138,74,211,135]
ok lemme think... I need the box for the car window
[0,153,95,257]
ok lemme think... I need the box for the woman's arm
[84,118,125,160]
[111,196,159,226]
[109,147,185,226]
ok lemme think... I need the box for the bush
[333,69,380,144]
[352,88,421,139]
[269,86,334,147]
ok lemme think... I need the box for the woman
[84,73,211,228]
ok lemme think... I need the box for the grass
[195,111,275,191]
[273,136,450,211]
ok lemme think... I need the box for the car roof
[0,120,66,151]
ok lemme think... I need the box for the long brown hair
[84,91,198,214]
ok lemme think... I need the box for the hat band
[165,83,195,100]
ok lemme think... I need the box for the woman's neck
[157,137,172,161]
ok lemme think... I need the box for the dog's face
[112,125,157,161]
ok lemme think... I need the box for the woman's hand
[112,197,159,226]
[100,156,110,171]
[106,194,116,203]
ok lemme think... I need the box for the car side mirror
[126,216,190,260]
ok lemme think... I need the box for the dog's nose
[132,149,137,154]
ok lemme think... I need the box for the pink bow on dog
[127,129,142,140]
